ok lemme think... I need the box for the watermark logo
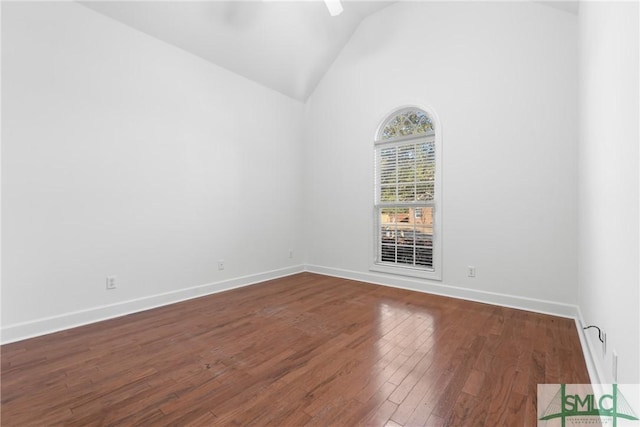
[538,384,639,426]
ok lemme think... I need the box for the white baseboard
[305,264,580,319]
[575,307,608,385]
[1,265,305,345]
[3,263,599,388]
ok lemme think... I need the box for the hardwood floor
[1,273,590,426]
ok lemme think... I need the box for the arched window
[373,106,441,280]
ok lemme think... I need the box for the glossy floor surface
[1,273,590,426]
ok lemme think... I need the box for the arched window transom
[379,109,434,141]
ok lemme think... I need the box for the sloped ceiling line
[80,1,394,101]
[79,1,578,101]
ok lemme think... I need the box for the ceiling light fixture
[324,0,343,16]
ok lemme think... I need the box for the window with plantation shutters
[373,107,441,280]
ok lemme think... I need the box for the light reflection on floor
[367,301,437,405]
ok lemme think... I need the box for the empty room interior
[1,0,639,425]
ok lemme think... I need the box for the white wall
[578,1,639,383]
[304,2,579,308]
[1,2,304,341]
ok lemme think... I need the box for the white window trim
[370,105,442,281]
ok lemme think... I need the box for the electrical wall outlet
[468,266,476,277]
[106,276,117,290]
[218,260,225,271]
[602,331,607,356]
[289,250,294,259]
[612,350,618,382]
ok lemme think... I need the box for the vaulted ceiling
[80,1,578,102]
[80,1,393,101]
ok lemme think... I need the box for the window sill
[370,263,442,281]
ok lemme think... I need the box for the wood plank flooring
[1,272,590,426]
